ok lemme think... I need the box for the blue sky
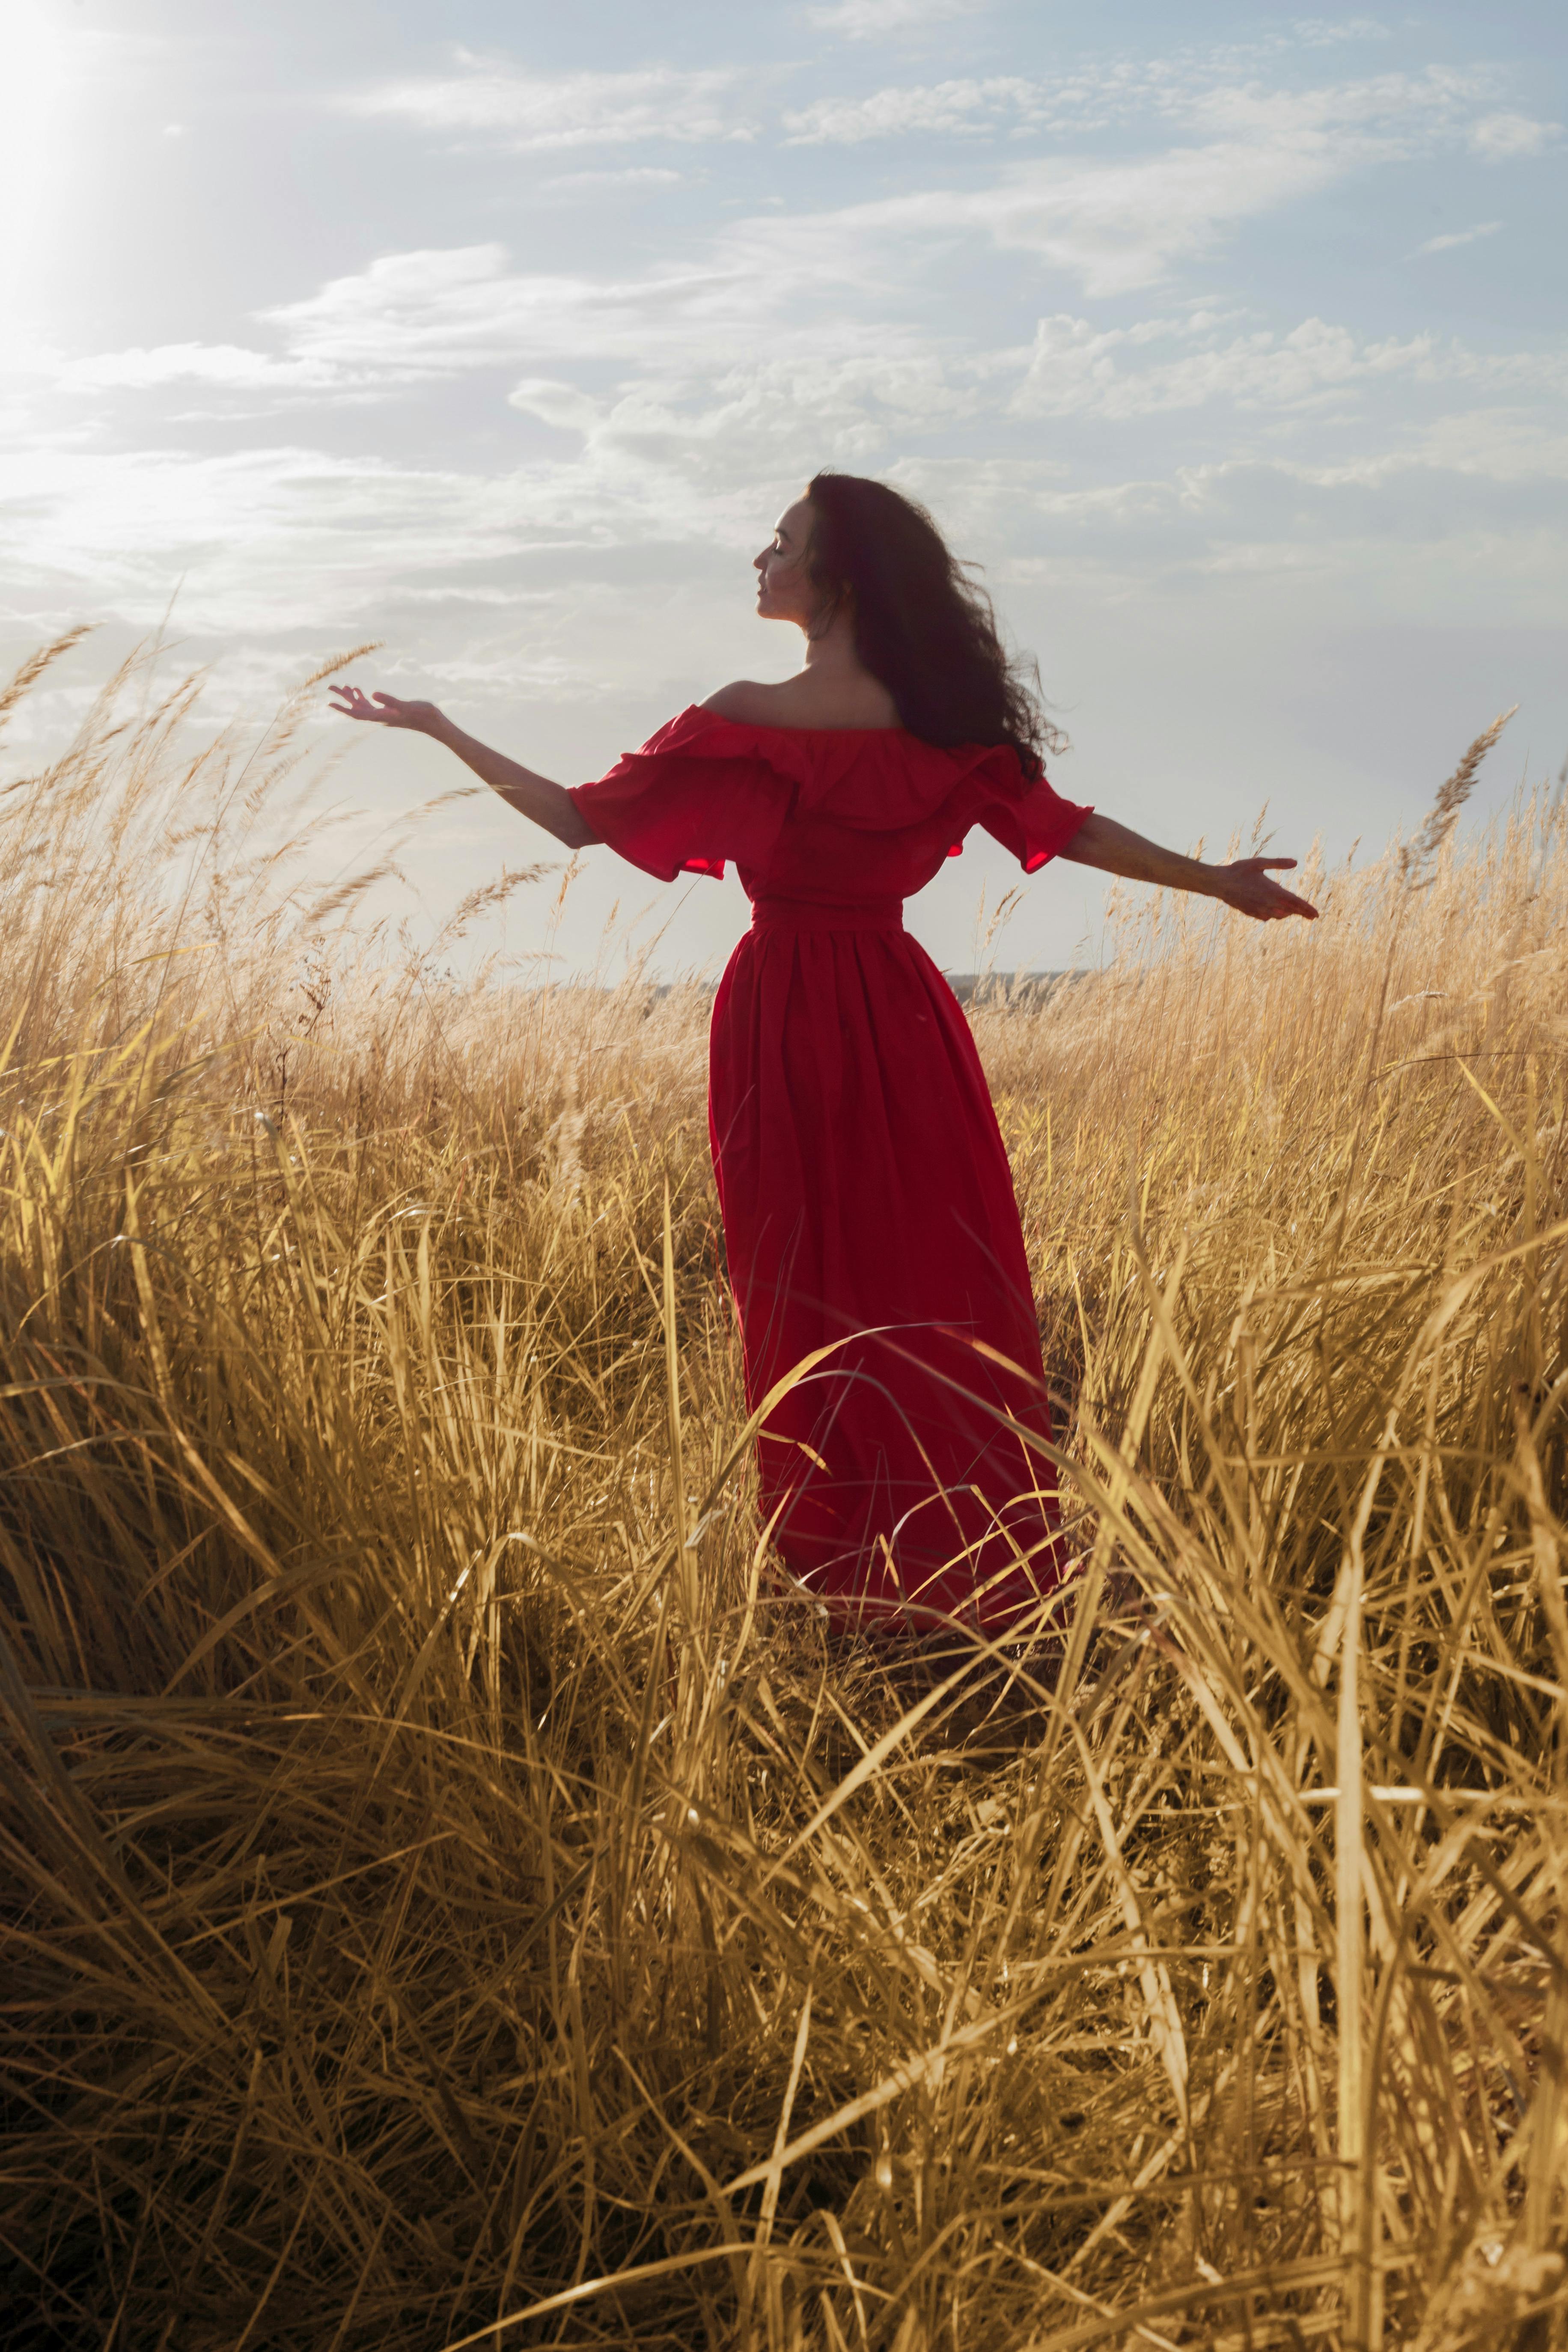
[3,1,1564,976]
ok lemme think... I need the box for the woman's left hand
[329,684,445,734]
[1214,858,1318,922]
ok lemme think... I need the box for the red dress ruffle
[570,707,1092,1632]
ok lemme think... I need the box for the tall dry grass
[3,639,1568,2351]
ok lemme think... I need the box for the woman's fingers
[330,684,402,724]
[1223,863,1318,921]
[1253,881,1316,919]
[1261,884,1318,920]
[328,686,442,736]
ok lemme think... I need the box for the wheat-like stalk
[1399,708,1518,886]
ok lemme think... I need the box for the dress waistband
[750,895,905,933]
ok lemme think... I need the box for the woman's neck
[771,604,898,726]
[804,610,877,695]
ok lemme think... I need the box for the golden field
[3,638,1567,2351]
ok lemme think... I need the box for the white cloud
[44,48,1555,442]
[1289,18,1390,44]
[1177,64,1494,146]
[0,348,997,639]
[781,64,1197,148]
[0,440,681,636]
[527,65,1508,318]
[264,246,598,376]
[1468,111,1559,160]
[1417,220,1503,256]
[262,235,916,384]
[543,166,689,190]
[785,77,1039,144]
[26,298,1556,647]
[8,366,1568,690]
[340,61,757,150]
[258,69,1544,395]
[327,54,1536,323]
[845,145,1367,298]
[1012,313,1427,419]
[508,379,604,433]
[62,342,340,392]
[804,0,989,36]
[1401,409,1568,487]
[920,68,1520,293]
[784,57,1517,195]
[1011,310,1568,423]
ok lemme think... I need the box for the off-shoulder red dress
[570,708,1092,1632]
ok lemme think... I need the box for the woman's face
[753,497,820,628]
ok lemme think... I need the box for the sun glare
[0,0,71,309]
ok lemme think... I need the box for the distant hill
[942,971,1080,1006]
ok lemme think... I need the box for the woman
[333,472,1315,1634]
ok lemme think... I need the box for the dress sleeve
[569,729,796,883]
[979,773,1093,874]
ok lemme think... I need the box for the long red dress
[570,708,1092,1632]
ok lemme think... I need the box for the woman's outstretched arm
[1059,811,1317,923]
[329,687,597,850]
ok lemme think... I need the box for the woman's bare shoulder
[699,680,791,724]
[700,675,900,729]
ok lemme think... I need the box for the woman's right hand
[1212,857,1318,922]
[329,684,445,734]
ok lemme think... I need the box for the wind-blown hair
[804,471,1065,770]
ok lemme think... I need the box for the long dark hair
[804,470,1065,770]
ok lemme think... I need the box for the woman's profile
[333,471,1315,1635]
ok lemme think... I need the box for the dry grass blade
[0,626,95,734]
[1401,707,1517,884]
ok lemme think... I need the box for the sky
[2,0,1564,979]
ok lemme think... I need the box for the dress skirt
[710,896,1065,1628]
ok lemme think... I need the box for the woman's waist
[749,893,906,933]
